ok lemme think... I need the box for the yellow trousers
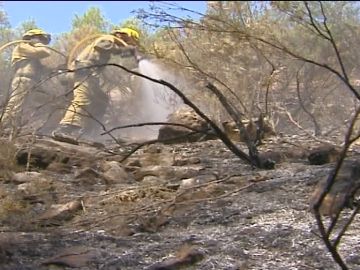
[2,76,33,128]
[60,75,108,132]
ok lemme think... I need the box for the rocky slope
[0,134,359,270]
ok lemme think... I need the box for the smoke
[30,59,192,144]
[17,71,69,135]
[99,59,187,143]
[8,58,200,145]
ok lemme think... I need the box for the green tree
[116,17,146,36]
[56,7,110,61]
[72,6,109,32]
[12,18,39,42]
[0,2,11,44]
[17,18,38,33]
[0,3,12,79]
[0,2,10,29]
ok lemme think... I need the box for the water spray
[117,59,185,140]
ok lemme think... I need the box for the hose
[0,40,31,52]
[38,45,67,59]
[67,34,128,68]
[0,39,67,58]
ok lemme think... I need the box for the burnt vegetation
[1,1,360,269]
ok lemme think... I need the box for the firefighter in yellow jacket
[52,27,141,141]
[2,28,52,131]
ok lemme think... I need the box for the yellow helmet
[23,28,51,43]
[111,27,139,42]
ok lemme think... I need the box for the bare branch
[295,68,321,135]
[167,29,248,115]
[304,1,330,40]
[101,122,213,136]
[73,62,254,165]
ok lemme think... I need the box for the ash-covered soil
[1,134,360,270]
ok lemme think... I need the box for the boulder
[11,171,45,184]
[134,165,204,182]
[100,161,131,184]
[158,106,217,143]
[308,145,340,165]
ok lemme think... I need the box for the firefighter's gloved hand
[118,46,136,58]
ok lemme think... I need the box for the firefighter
[52,27,141,142]
[2,28,52,134]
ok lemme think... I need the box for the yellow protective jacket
[11,42,51,78]
[75,35,124,66]
[73,35,138,70]
[59,35,139,128]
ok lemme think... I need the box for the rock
[134,166,172,181]
[144,144,163,154]
[100,161,131,184]
[11,171,45,184]
[37,200,82,223]
[172,166,205,180]
[17,178,52,195]
[258,151,284,164]
[74,167,100,179]
[158,106,217,143]
[141,145,175,166]
[125,158,142,167]
[46,161,72,173]
[179,174,219,190]
[173,157,201,166]
[308,145,340,165]
[42,246,98,268]
[180,178,198,189]
[16,147,57,169]
[15,137,108,170]
[142,176,167,185]
[147,244,204,270]
[137,213,170,233]
[134,165,204,182]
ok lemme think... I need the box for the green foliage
[0,4,12,80]
[1,18,39,68]
[72,6,109,33]
[17,18,38,33]
[116,17,143,34]
[55,7,110,60]
[0,7,10,29]
[0,4,11,43]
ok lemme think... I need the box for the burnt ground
[1,133,360,270]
